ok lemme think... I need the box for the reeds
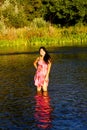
[0,23,87,53]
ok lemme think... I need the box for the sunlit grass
[0,23,87,53]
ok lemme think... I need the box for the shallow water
[0,47,87,130]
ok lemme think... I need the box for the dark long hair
[39,46,51,63]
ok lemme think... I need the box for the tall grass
[0,20,87,53]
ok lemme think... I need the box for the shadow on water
[0,47,87,129]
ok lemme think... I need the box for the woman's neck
[40,55,44,60]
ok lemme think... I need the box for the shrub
[31,17,47,28]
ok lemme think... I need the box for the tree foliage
[42,0,87,26]
[0,0,87,28]
[0,0,28,28]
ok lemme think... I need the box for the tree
[23,0,42,21]
[42,0,87,26]
[1,0,87,27]
[1,0,28,28]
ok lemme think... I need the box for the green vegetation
[0,0,87,27]
[0,20,87,48]
[42,0,87,26]
[0,0,87,53]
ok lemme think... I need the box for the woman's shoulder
[36,56,40,61]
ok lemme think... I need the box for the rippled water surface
[0,47,87,130]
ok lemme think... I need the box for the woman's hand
[45,75,48,81]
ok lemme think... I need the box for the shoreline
[0,46,87,55]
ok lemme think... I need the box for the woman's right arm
[33,57,39,69]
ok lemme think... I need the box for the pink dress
[34,60,49,87]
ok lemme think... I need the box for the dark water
[0,47,87,130]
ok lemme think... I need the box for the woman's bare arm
[45,60,52,79]
[33,57,39,69]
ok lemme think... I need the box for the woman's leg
[43,85,48,91]
[42,80,48,91]
[37,86,41,91]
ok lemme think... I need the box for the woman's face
[40,48,46,57]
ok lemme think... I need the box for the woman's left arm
[45,61,52,80]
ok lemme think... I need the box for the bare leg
[42,81,48,91]
[43,85,48,92]
[37,90,42,95]
[37,86,41,91]
[43,91,48,96]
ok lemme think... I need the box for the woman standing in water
[34,46,52,92]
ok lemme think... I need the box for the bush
[31,17,47,28]
[1,0,28,28]
[0,21,6,32]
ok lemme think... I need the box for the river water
[0,47,87,130]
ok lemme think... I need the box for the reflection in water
[34,91,52,129]
[0,47,87,129]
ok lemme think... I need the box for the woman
[34,46,52,91]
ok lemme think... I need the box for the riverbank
[0,46,87,55]
[0,24,87,54]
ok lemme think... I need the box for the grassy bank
[0,24,87,53]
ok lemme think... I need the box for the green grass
[0,24,87,54]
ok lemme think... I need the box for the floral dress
[34,60,49,87]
